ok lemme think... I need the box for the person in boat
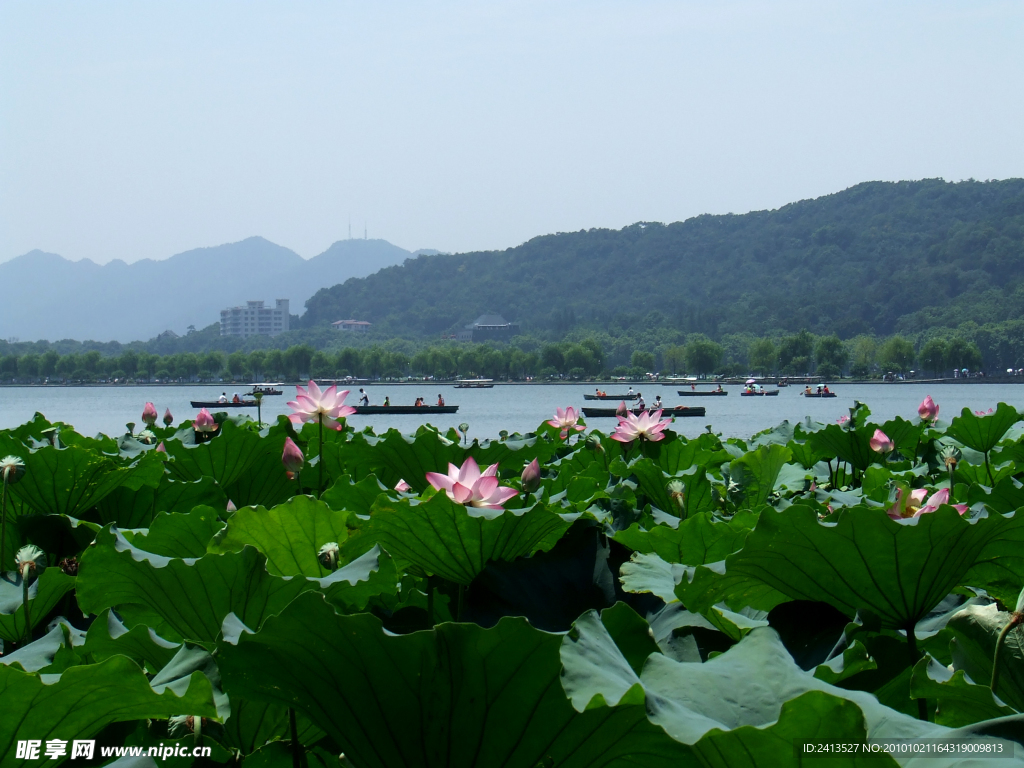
[232,393,241,404]
[437,394,445,406]
[716,384,724,392]
[805,386,813,395]
[691,383,696,391]
[359,388,369,407]
[218,392,228,403]
[627,386,634,396]
[653,395,663,410]
[383,396,390,407]
[823,385,831,394]
[595,388,601,397]
[636,393,646,411]
[414,397,424,406]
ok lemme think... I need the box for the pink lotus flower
[141,402,158,426]
[163,408,174,426]
[282,437,304,479]
[226,500,237,512]
[918,396,939,421]
[836,415,849,425]
[521,458,541,493]
[425,456,519,510]
[394,479,411,492]
[869,429,893,454]
[611,409,672,443]
[887,486,968,520]
[975,408,994,416]
[287,381,355,431]
[194,408,217,433]
[155,442,166,453]
[547,407,585,440]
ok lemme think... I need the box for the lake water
[2,382,1023,442]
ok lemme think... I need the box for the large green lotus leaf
[0,655,218,768]
[76,528,315,644]
[1,620,87,673]
[162,420,266,488]
[321,473,390,516]
[692,691,898,768]
[947,404,1020,454]
[610,455,677,515]
[879,416,926,455]
[317,545,400,613]
[619,552,686,602]
[808,424,877,472]
[124,506,225,558]
[564,622,1024,764]
[78,608,181,671]
[9,444,161,518]
[209,496,351,577]
[95,475,229,529]
[614,512,748,565]
[217,591,693,768]
[223,428,295,509]
[346,492,571,585]
[728,444,792,507]
[677,505,1024,629]
[948,602,1024,713]
[910,656,1016,727]
[0,567,76,643]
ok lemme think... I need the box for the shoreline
[0,377,1017,388]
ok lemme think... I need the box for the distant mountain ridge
[0,237,418,342]
[301,179,1024,339]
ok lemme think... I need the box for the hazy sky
[2,1,1022,264]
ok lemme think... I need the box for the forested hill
[301,179,1024,339]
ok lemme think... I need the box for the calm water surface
[2,383,1022,441]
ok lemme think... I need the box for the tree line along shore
[0,331,993,385]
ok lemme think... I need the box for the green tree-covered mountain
[301,179,1024,339]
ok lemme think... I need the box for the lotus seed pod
[0,455,26,485]
[318,542,340,571]
[667,480,685,510]
[15,544,46,582]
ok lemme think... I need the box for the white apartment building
[220,299,290,338]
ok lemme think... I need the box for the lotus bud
[585,434,604,454]
[869,429,894,454]
[616,401,628,417]
[282,437,304,479]
[15,544,46,583]
[521,459,541,493]
[318,541,340,571]
[394,479,411,492]
[0,456,26,485]
[836,415,850,425]
[918,396,939,422]
[156,442,167,454]
[141,402,158,426]
[667,479,685,512]
[226,500,237,513]
[163,408,174,426]
[193,408,217,433]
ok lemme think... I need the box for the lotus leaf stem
[991,613,1022,698]
[905,623,928,721]
[0,480,7,573]
[318,414,324,498]
[194,715,202,748]
[985,451,995,485]
[289,707,301,768]
[21,564,30,646]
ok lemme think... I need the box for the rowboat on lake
[247,382,284,396]
[455,379,494,388]
[191,400,258,408]
[740,390,780,397]
[802,392,838,398]
[583,393,640,400]
[676,390,728,397]
[581,406,706,418]
[350,405,460,415]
